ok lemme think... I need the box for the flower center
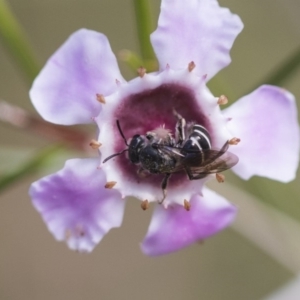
[112,83,211,188]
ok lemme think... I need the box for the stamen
[75,224,85,237]
[105,181,117,189]
[229,137,241,145]
[217,95,228,105]
[188,61,196,72]
[96,94,106,104]
[137,66,146,78]
[216,173,225,183]
[115,79,121,86]
[141,199,149,211]
[184,199,191,211]
[165,64,170,71]
[89,139,102,149]
[65,229,71,241]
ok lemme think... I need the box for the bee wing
[153,144,238,175]
[187,150,239,177]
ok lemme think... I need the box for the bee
[103,111,239,203]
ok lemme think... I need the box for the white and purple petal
[30,29,125,125]
[141,188,237,256]
[151,0,243,79]
[30,158,125,252]
[224,85,300,182]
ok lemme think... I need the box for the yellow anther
[65,229,72,241]
[137,66,147,78]
[141,199,149,211]
[89,139,102,149]
[216,173,225,183]
[105,181,117,189]
[228,137,241,145]
[184,199,191,211]
[217,95,228,105]
[96,94,106,104]
[188,61,196,72]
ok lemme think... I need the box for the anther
[96,94,106,104]
[217,95,228,105]
[141,199,149,211]
[105,181,117,189]
[137,66,146,78]
[65,229,71,241]
[115,79,121,86]
[165,64,170,71]
[184,199,191,211]
[75,224,85,237]
[89,139,102,149]
[228,137,241,145]
[216,173,225,183]
[188,61,196,72]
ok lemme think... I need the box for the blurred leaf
[0,145,63,193]
[0,0,40,83]
[0,147,36,175]
[252,46,300,91]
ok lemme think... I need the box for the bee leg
[173,110,186,145]
[220,140,230,153]
[158,173,171,204]
[185,167,207,180]
[206,140,230,164]
[137,167,150,178]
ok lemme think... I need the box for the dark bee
[103,111,239,203]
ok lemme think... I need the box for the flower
[29,0,299,256]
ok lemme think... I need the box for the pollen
[96,94,106,104]
[216,173,225,183]
[141,199,149,211]
[188,61,196,72]
[105,181,117,189]
[184,199,191,211]
[217,95,228,105]
[89,139,102,149]
[229,137,241,145]
[137,66,146,78]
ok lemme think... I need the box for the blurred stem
[0,0,40,82]
[0,145,62,193]
[0,99,89,151]
[252,46,300,91]
[133,0,156,64]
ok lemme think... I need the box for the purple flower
[29,0,299,256]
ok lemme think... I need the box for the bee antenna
[102,149,129,163]
[102,120,129,163]
[117,120,129,146]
